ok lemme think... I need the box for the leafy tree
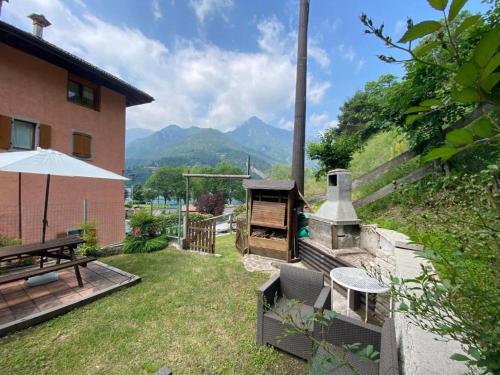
[132,183,145,204]
[190,162,245,204]
[196,192,225,216]
[361,1,499,162]
[307,131,361,178]
[145,166,184,206]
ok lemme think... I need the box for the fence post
[83,199,88,224]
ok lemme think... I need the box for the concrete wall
[360,225,467,374]
[0,42,126,245]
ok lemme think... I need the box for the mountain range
[125,116,294,173]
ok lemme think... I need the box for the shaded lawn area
[0,235,305,375]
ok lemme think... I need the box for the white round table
[330,267,391,322]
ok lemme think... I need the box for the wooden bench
[0,235,95,288]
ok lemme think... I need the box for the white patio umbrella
[0,148,128,242]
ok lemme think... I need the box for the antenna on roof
[0,0,9,17]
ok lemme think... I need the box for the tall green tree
[146,166,184,206]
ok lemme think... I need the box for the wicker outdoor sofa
[256,264,399,374]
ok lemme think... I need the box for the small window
[67,78,98,110]
[12,119,36,150]
[72,132,92,159]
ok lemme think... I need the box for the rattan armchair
[256,264,331,360]
[310,315,399,374]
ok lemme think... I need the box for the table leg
[330,279,334,310]
[365,292,369,323]
[346,288,350,317]
[69,247,84,288]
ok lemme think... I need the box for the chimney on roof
[0,0,9,17]
[28,13,51,38]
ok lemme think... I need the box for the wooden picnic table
[0,235,95,288]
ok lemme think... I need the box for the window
[67,77,99,110]
[12,119,36,150]
[72,132,92,159]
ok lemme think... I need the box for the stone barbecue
[309,169,361,249]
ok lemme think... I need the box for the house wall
[0,42,126,246]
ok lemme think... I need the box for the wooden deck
[0,261,140,337]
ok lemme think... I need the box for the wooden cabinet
[243,180,298,262]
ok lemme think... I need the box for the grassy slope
[349,129,408,179]
[0,235,304,375]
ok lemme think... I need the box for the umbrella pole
[42,174,51,243]
[18,173,22,240]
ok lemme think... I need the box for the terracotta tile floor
[0,261,138,328]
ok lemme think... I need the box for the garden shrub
[124,210,166,254]
[196,192,225,216]
[78,221,101,256]
[123,236,167,254]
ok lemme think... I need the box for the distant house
[0,17,153,245]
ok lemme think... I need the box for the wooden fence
[353,165,433,209]
[234,219,248,254]
[186,218,216,253]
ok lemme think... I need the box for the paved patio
[0,261,140,336]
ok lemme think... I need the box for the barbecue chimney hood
[314,169,361,225]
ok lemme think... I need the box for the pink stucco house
[0,17,153,245]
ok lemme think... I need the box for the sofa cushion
[280,264,324,305]
[378,319,399,375]
[310,344,379,375]
[264,296,314,330]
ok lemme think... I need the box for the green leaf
[420,98,442,107]
[413,40,440,57]
[450,353,470,361]
[404,106,429,114]
[454,62,479,86]
[471,117,494,138]
[448,0,468,21]
[405,113,423,125]
[481,53,500,80]
[451,86,480,103]
[399,302,409,311]
[455,15,481,37]
[474,25,500,68]
[427,0,448,10]
[468,347,481,361]
[480,72,500,93]
[422,146,460,162]
[399,21,442,43]
[446,128,473,145]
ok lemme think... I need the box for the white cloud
[257,16,289,55]
[3,1,331,131]
[189,0,233,24]
[152,0,162,20]
[309,112,338,130]
[307,77,330,105]
[357,59,366,72]
[337,44,356,62]
[309,41,330,69]
[258,16,330,70]
[278,118,294,130]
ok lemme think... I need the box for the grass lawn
[0,235,305,375]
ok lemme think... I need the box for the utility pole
[291,0,309,196]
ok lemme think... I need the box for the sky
[1,0,488,137]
